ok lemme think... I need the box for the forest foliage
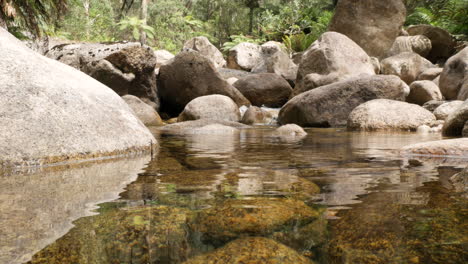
[1,0,467,53]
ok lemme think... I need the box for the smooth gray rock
[418,67,443,81]
[227,42,262,71]
[295,32,375,94]
[0,28,156,168]
[241,106,274,125]
[423,100,448,112]
[184,36,226,68]
[407,80,442,105]
[443,99,468,137]
[159,119,249,134]
[251,41,298,83]
[278,75,408,127]
[439,47,468,100]
[347,99,436,131]
[433,101,464,120]
[328,0,407,58]
[381,52,435,84]
[154,49,174,68]
[122,95,163,126]
[178,95,241,122]
[158,51,250,116]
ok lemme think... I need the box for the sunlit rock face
[0,156,150,264]
[0,28,156,168]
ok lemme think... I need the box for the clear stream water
[1,127,467,264]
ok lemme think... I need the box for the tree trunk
[83,0,91,39]
[248,7,254,35]
[140,0,149,45]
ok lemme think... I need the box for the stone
[226,77,238,85]
[154,49,174,68]
[443,100,468,137]
[401,138,468,157]
[251,41,298,83]
[464,122,468,137]
[159,119,249,134]
[183,36,226,68]
[295,32,375,94]
[276,124,307,137]
[241,106,274,125]
[418,68,443,81]
[178,95,241,122]
[459,79,468,101]
[347,99,436,131]
[158,51,250,116]
[371,57,381,74]
[190,198,319,243]
[407,24,456,63]
[47,42,159,108]
[227,42,262,71]
[233,73,293,107]
[423,100,448,112]
[183,237,314,264]
[433,101,464,120]
[407,80,442,105]
[439,47,468,100]
[381,52,435,84]
[417,125,431,134]
[278,75,408,127]
[218,68,252,80]
[387,35,432,58]
[450,166,467,193]
[0,28,156,168]
[122,95,163,126]
[328,0,407,58]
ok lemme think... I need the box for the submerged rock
[159,119,249,134]
[158,51,250,116]
[233,73,293,107]
[295,32,375,94]
[122,95,163,126]
[279,75,408,127]
[347,99,436,131]
[183,36,226,68]
[183,237,314,264]
[401,138,468,157]
[328,0,406,58]
[276,124,307,138]
[178,95,241,122]
[0,28,156,168]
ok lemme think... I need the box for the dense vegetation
[1,0,467,53]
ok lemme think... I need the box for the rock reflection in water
[0,156,151,264]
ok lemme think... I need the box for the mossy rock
[183,237,315,264]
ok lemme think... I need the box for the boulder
[218,68,252,80]
[183,237,314,264]
[407,24,456,63]
[47,42,159,108]
[276,124,308,141]
[418,67,443,81]
[347,99,436,131]
[178,95,241,122]
[328,0,407,58]
[158,51,250,116]
[464,122,468,137]
[387,35,432,58]
[233,73,293,107]
[0,28,156,168]
[371,57,381,74]
[450,166,467,193]
[423,100,448,112]
[443,100,468,137]
[433,101,464,120]
[227,42,262,71]
[407,80,443,105]
[226,77,238,85]
[401,138,468,157]
[459,79,468,101]
[295,32,375,94]
[439,47,468,100]
[251,41,298,83]
[183,36,226,68]
[154,49,174,68]
[122,95,163,126]
[278,75,408,127]
[159,119,249,134]
[381,52,435,84]
[241,106,274,125]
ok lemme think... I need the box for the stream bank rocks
[278,75,408,127]
[158,51,250,116]
[0,28,156,168]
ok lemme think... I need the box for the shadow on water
[1,128,466,263]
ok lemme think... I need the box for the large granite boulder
[0,28,156,168]
[183,36,226,68]
[439,47,468,100]
[295,32,375,94]
[386,35,432,58]
[47,42,159,109]
[407,24,456,63]
[178,95,241,122]
[227,42,262,71]
[347,99,436,131]
[122,95,163,126]
[443,100,468,137]
[381,52,435,84]
[233,73,293,107]
[158,51,250,116]
[251,41,298,83]
[407,80,443,105]
[278,75,408,127]
[328,0,406,58]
